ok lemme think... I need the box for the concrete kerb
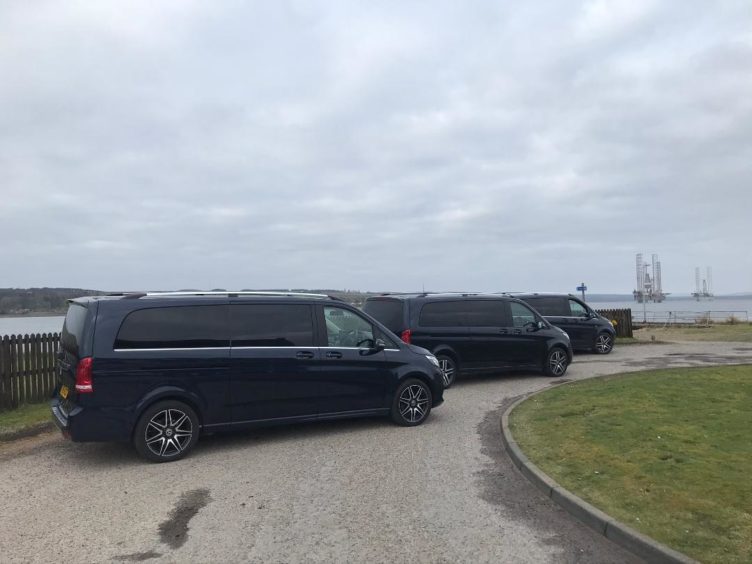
[500,388,697,564]
[0,420,55,443]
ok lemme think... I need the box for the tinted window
[510,302,538,328]
[523,297,568,316]
[568,299,588,316]
[463,300,509,327]
[115,306,229,349]
[231,304,313,347]
[419,301,465,327]
[61,303,89,353]
[324,307,374,348]
[363,299,404,333]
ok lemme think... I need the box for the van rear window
[61,303,89,353]
[115,306,229,349]
[363,300,404,333]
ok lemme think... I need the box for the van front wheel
[544,348,569,377]
[134,400,199,463]
[391,379,432,426]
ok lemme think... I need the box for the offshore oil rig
[633,253,668,303]
[692,267,714,300]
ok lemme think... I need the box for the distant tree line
[0,288,104,315]
[0,288,381,314]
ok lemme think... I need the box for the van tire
[595,332,614,354]
[391,378,432,426]
[436,354,458,388]
[544,347,569,377]
[134,400,200,463]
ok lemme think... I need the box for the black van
[51,292,444,462]
[515,294,616,354]
[363,293,573,388]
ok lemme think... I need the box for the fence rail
[0,333,60,411]
[631,310,748,325]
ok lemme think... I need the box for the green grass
[0,402,52,440]
[510,366,752,563]
[633,323,752,343]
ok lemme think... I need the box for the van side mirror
[360,339,386,356]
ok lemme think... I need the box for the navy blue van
[51,292,444,462]
[363,293,573,388]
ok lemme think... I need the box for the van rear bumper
[50,397,132,442]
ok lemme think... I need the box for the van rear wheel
[134,400,199,463]
[436,354,458,388]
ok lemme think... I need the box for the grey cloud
[1,1,751,293]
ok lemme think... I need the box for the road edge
[500,389,697,564]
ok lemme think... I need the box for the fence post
[0,335,9,410]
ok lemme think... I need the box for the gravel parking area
[1,342,750,563]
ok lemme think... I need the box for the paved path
[1,342,750,563]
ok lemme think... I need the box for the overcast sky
[1,1,751,294]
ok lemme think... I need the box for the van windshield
[61,302,89,354]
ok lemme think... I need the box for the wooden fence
[0,333,60,411]
[594,308,633,338]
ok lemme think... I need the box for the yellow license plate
[59,385,69,399]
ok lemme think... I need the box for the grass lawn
[0,402,52,440]
[510,365,752,563]
[633,323,752,343]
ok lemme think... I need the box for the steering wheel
[355,338,373,348]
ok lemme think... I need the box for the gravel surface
[1,342,750,563]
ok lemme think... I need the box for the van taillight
[75,357,94,393]
[400,329,412,344]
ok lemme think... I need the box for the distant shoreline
[0,312,64,318]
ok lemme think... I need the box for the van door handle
[513,329,522,335]
[325,351,343,359]
[296,351,315,359]
[498,329,508,334]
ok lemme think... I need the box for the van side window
[568,299,588,317]
[324,307,374,348]
[418,301,465,327]
[510,302,538,328]
[525,297,568,316]
[231,304,314,347]
[115,306,230,349]
[463,300,508,327]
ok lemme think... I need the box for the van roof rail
[132,291,341,300]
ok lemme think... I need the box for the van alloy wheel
[134,400,199,462]
[547,349,568,377]
[391,379,433,426]
[595,333,614,354]
[145,408,194,458]
[437,355,457,388]
[399,385,429,423]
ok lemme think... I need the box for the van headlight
[425,355,440,367]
